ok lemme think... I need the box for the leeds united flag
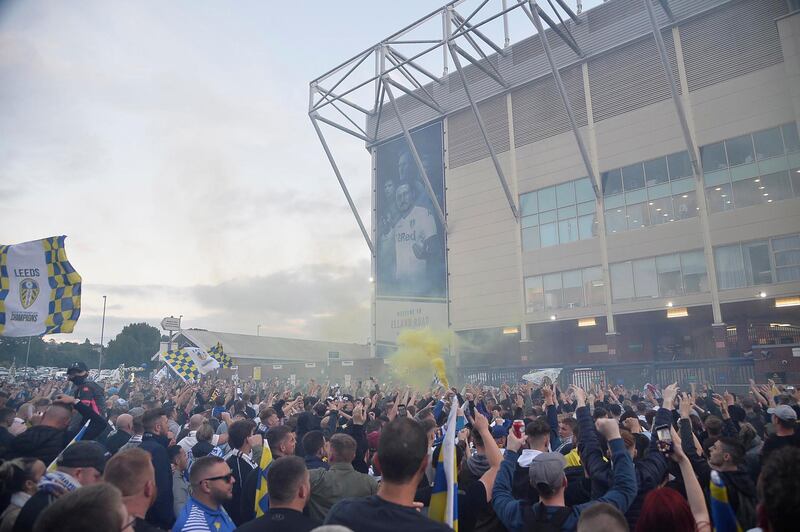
[0,236,82,337]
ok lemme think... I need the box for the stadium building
[310,0,800,386]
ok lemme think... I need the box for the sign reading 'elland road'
[0,236,82,337]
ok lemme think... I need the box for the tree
[104,323,160,367]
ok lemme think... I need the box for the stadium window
[602,168,623,196]
[543,273,563,310]
[706,183,734,213]
[667,151,692,180]
[656,254,683,297]
[673,190,697,220]
[520,191,538,216]
[782,122,800,153]
[715,244,747,289]
[761,171,792,202]
[725,134,755,166]
[522,225,540,250]
[622,163,645,191]
[556,181,575,207]
[562,270,584,308]
[743,241,773,285]
[644,157,669,186]
[732,177,766,208]
[558,218,579,244]
[633,258,658,299]
[578,214,596,240]
[610,261,634,301]
[773,234,800,282]
[626,202,650,229]
[582,266,604,306]
[520,177,598,250]
[792,168,800,198]
[648,196,674,225]
[605,207,626,234]
[540,222,559,248]
[575,177,595,203]
[680,250,708,294]
[525,276,545,313]
[701,142,728,171]
[754,127,785,160]
[538,186,557,211]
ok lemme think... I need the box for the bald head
[42,403,73,430]
[189,414,205,431]
[116,414,133,433]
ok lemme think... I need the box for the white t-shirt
[393,205,436,280]
[178,430,220,452]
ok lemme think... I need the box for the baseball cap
[529,452,566,494]
[67,361,89,374]
[57,441,107,473]
[767,405,797,421]
[491,425,509,439]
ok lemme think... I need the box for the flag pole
[98,295,107,371]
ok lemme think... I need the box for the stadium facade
[310,0,800,386]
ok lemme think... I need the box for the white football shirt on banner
[393,205,436,281]
[4,240,49,336]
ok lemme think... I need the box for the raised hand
[595,418,621,441]
[661,382,679,410]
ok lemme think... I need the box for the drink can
[512,419,525,439]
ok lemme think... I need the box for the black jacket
[140,433,173,529]
[105,429,132,455]
[224,452,256,526]
[13,490,54,532]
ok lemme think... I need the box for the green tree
[104,322,160,367]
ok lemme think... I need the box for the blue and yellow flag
[430,397,459,531]
[255,440,274,517]
[710,471,743,532]
[162,349,201,383]
[209,342,234,368]
[0,236,81,337]
[48,419,91,472]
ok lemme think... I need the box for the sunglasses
[200,473,234,484]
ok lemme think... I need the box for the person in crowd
[138,408,173,529]
[0,409,16,458]
[555,418,576,454]
[173,456,236,532]
[103,448,160,532]
[31,483,129,532]
[302,430,329,471]
[756,446,800,532]
[0,458,46,532]
[492,418,637,531]
[762,404,799,459]
[14,441,106,532]
[223,420,259,526]
[240,425,296,523]
[256,408,280,437]
[106,413,134,455]
[169,446,190,518]
[191,422,221,461]
[325,417,450,531]
[576,503,628,532]
[66,362,105,416]
[307,433,377,521]
[4,396,105,466]
[178,414,229,453]
[234,456,320,532]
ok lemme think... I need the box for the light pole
[24,336,31,371]
[98,295,107,371]
[257,324,262,337]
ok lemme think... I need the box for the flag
[521,368,562,385]
[0,236,82,337]
[183,346,220,375]
[254,439,274,517]
[710,470,743,532]
[429,397,459,530]
[162,350,201,383]
[208,342,233,368]
[48,419,91,472]
[153,366,169,383]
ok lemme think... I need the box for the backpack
[521,503,572,532]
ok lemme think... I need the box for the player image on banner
[376,121,446,299]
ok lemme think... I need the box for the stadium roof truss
[309,0,682,256]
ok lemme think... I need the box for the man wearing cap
[762,404,800,460]
[12,441,106,532]
[67,361,105,416]
[492,418,637,532]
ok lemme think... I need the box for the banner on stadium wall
[374,121,448,355]
[0,236,82,337]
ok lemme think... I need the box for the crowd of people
[0,360,798,532]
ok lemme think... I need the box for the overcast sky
[0,0,601,346]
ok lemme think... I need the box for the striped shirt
[172,496,235,532]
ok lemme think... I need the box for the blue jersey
[172,497,235,532]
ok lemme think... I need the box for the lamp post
[98,295,107,371]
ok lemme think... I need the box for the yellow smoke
[387,328,453,389]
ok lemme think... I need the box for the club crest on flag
[19,278,39,309]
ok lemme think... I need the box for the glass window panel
[558,205,577,220]
[673,191,698,220]
[540,223,559,247]
[575,178,594,203]
[704,169,731,187]
[649,196,674,225]
[644,157,669,186]
[670,177,695,195]
[539,210,557,224]
[743,241,772,285]
[578,214,596,240]
[761,171,792,203]
[577,201,595,216]
[726,134,755,166]
[792,168,800,197]
[622,163,645,191]
[633,258,658,298]
[706,184,734,213]
[543,273,563,310]
[646,183,671,200]
[756,156,789,176]
[525,276,544,313]
[777,265,800,282]
[605,208,627,234]
[626,202,650,229]
[732,177,766,208]
[520,192,538,216]
[538,187,557,211]
[656,254,682,297]
[668,151,692,179]
[522,215,538,228]
[602,169,623,196]
[522,226,540,251]
[775,250,800,268]
[701,142,728,171]
[562,270,584,308]
[783,122,800,153]
[626,188,648,204]
[556,181,576,207]
[754,127,785,160]
[558,218,579,244]
[582,266,605,306]
[604,193,625,209]
[730,163,759,182]
[715,245,746,289]
[772,235,800,252]
[610,262,635,301]
[681,250,708,294]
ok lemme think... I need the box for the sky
[0,0,601,347]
